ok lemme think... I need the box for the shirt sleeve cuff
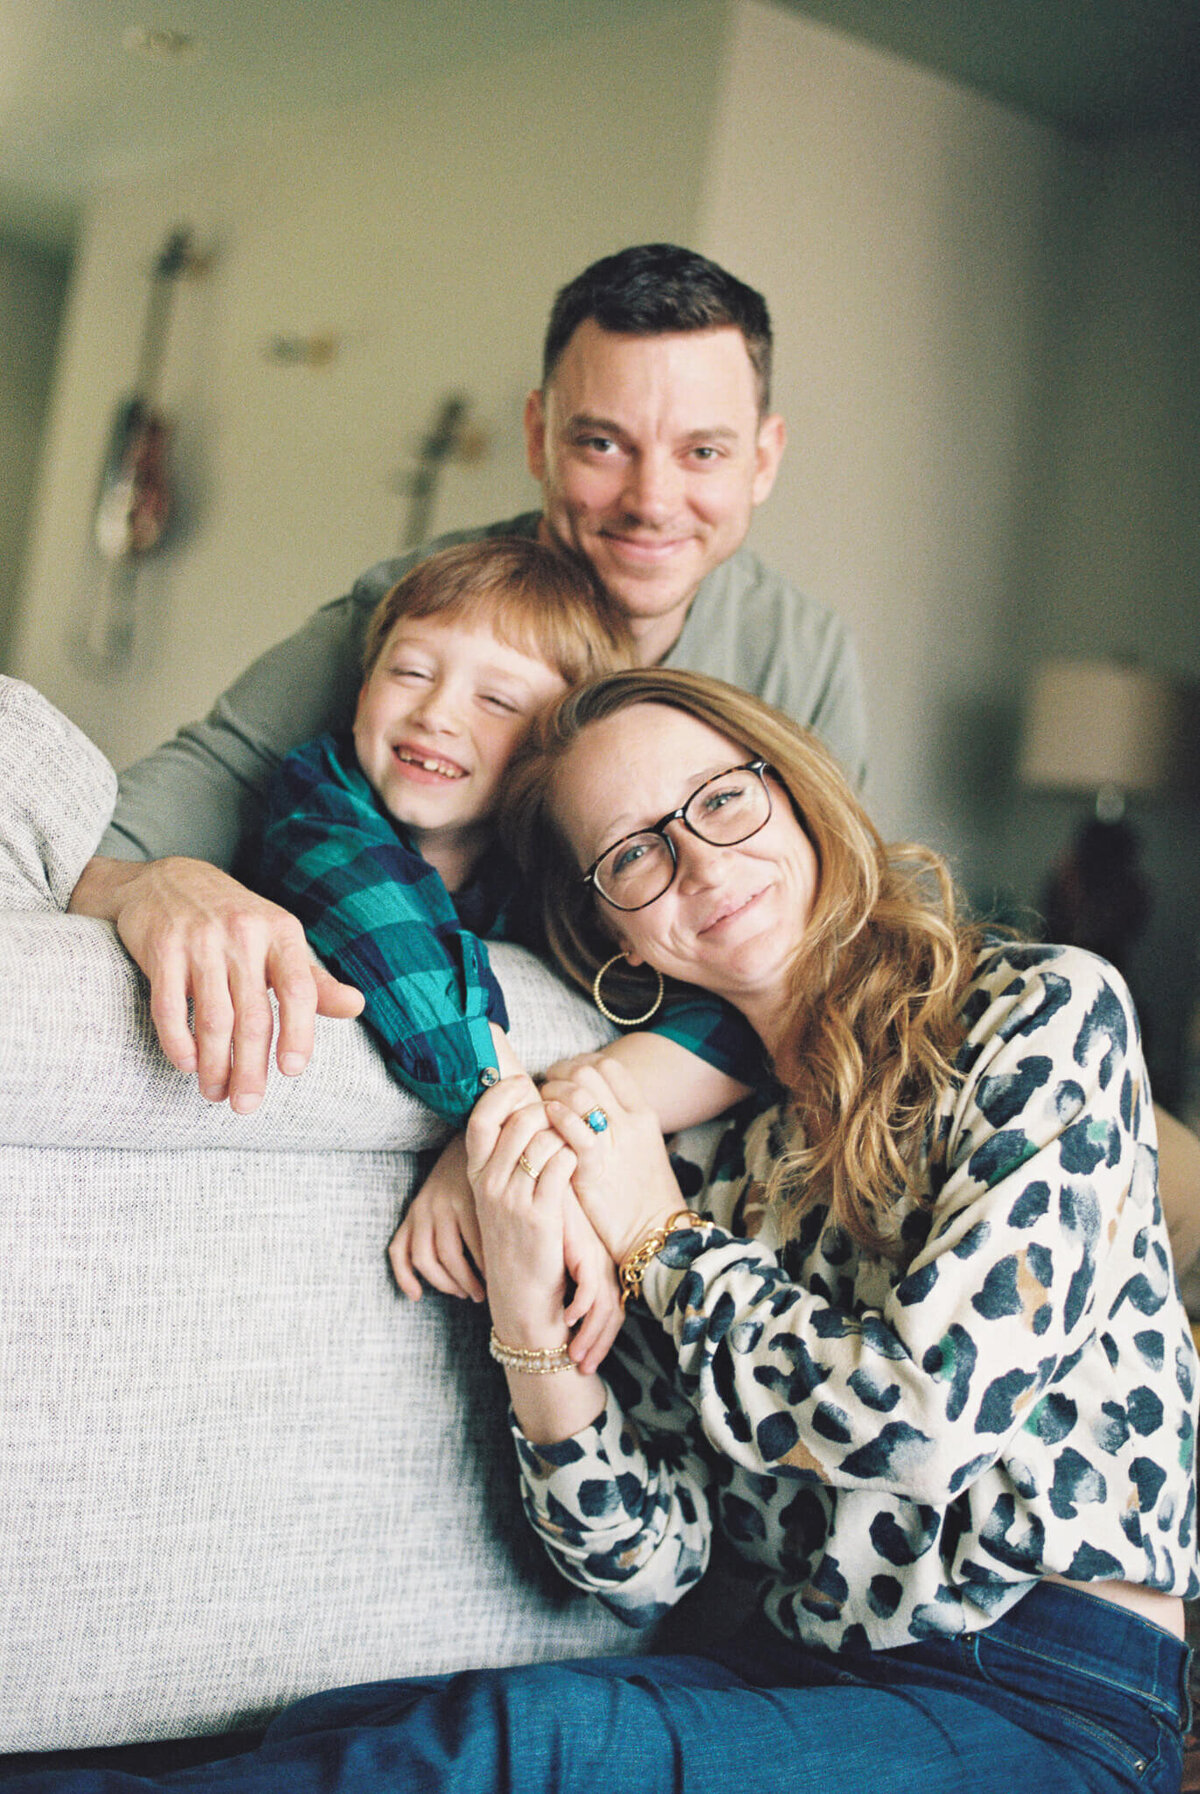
[510,1387,629,1517]
[638,1220,762,1319]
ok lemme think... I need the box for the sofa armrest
[0,917,613,1152]
[0,922,623,1756]
[0,677,117,912]
[0,684,641,1756]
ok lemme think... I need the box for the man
[69,243,867,1115]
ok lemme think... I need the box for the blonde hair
[503,668,985,1255]
[362,537,635,687]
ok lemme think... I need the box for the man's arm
[80,522,541,1109]
[101,577,396,867]
[69,575,396,1108]
[103,517,542,865]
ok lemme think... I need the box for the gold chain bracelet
[488,1330,575,1375]
[619,1210,708,1307]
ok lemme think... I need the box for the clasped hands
[391,1057,684,1376]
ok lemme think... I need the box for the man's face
[525,321,785,660]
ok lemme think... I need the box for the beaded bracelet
[619,1209,708,1306]
[488,1330,575,1375]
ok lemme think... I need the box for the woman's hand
[465,1075,578,1348]
[539,1058,684,1270]
[466,1075,608,1444]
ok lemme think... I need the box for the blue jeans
[4,1582,1190,1794]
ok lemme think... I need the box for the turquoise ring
[584,1106,610,1134]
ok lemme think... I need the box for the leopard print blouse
[512,941,1200,1652]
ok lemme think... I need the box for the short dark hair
[542,243,774,411]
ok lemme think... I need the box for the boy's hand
[389,1133,486,1302]
[561,1191,623,1374]
[389,1062,543,1301]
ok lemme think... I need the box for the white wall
[0,240,68,671]
[11,2,727,767]
[695,7,1200,1100]
[1001,125,1200,1105]
[696,0,1073,879]
[1029,127,1200,672]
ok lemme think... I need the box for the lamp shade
[1019,658,1178,795]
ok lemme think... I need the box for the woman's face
[550,702,819,1030]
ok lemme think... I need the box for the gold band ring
[517,1152,537,1179]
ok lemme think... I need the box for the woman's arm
[509,1328,717,1626]
[468,1080,716,1621]
[548,1032,748,1133]
[543,984,760,1135]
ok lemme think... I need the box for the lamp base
[1041,817,1151,979]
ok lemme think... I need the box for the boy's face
[354,611,568,881]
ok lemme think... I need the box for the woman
[21,669,1194,1794]
[459,666,1197,1793]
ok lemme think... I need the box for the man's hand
[69,854,364,1113]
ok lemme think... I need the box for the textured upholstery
[0,678,632,1754]
[0,676,117,912]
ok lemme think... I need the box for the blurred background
[1,0,1197,1105]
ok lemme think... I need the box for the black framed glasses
[582,759,774,911]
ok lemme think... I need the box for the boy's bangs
[408,585,596,687]
[362,538,633,683]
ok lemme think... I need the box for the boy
[259,538,752,1361]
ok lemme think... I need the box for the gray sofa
[0,676,640,1756]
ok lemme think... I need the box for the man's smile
[600,531,695,565]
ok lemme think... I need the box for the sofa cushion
[0,676,117,913]
[0,1131,640,1752]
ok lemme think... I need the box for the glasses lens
[686,765,770,844]
[594,833,675,909]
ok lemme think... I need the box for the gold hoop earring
[592,952,664,1027]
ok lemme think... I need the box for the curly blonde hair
[502,668,986,1255]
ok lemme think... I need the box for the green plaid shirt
[260,732,763,1125]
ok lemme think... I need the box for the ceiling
[2,0,1197,259]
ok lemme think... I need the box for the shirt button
[479,1066,499,1088]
